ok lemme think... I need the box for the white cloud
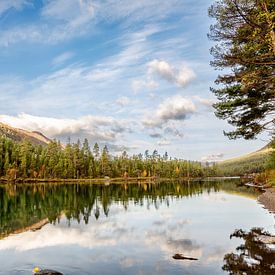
[0,25,44,47]
[143,95,196,128]
[157,96,196,120]
[147,59,196,88]
[164,127,184,138]
[0,0,95,46]
[0,0,30,16]
[94,0,184,25]
[52,51,74,66]
[132,79,158,94]
[201,153,224,162]
[0,0,183,47]
[41,0,95,30]
[148,60,174,82]
[177,66,196,87]
[116,96,131,107]
[193,95,215,108]
[0,113,132,142]
[149,133,162,139]
[157,139,171,146]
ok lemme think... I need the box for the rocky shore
[258,187,275,213]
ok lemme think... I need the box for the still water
[0,180,274,274]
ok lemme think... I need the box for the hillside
[217,143,274,176]
[0,122,50,146]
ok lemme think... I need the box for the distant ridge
[0,122,51,146]
[221,143,273,165]
[218,142,273,175]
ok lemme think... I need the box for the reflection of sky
[0,191,274,275]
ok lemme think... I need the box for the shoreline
[0,176,239,185]
[258,187,275,213]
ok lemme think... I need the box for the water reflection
[0,179,256,238]
[223,228,275,274]
[0,180,273,275]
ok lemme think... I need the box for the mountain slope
[218,143,274,176]
[0,122,50,146]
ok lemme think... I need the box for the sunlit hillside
[0,122,50,146]
[217,143,274,176]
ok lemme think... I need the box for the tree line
[0,136,218,180]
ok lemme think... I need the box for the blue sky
[0,0,268,160]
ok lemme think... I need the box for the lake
[0,179,274,274]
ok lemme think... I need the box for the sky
[0,0,269,161]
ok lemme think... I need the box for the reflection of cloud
[204,247,227,264]
[120,257,142,268]
[167,219,191,231]
[145,230,202,260]
[203,195,227,203]
[0,218,131,251]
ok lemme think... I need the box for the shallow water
[0,180,274,274]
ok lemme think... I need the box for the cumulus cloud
[148,60,174,82]
[147,59,195,88]
[143,95,196,128]
[131,79,158,94]
[0,113,132,142]
[201,153,224,162]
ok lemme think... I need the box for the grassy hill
[0,122,50,146]
[217,142,274,176]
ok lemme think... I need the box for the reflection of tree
[223,228,275,274]
[0,179,249,238]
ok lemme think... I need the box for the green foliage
[265,139,275,169]
[0,136,216,180]
[217,145,271,176]
[208,0,275,139]
[217,153,269,176]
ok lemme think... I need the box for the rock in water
[172,254,198,260]
[34,269,63,275]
